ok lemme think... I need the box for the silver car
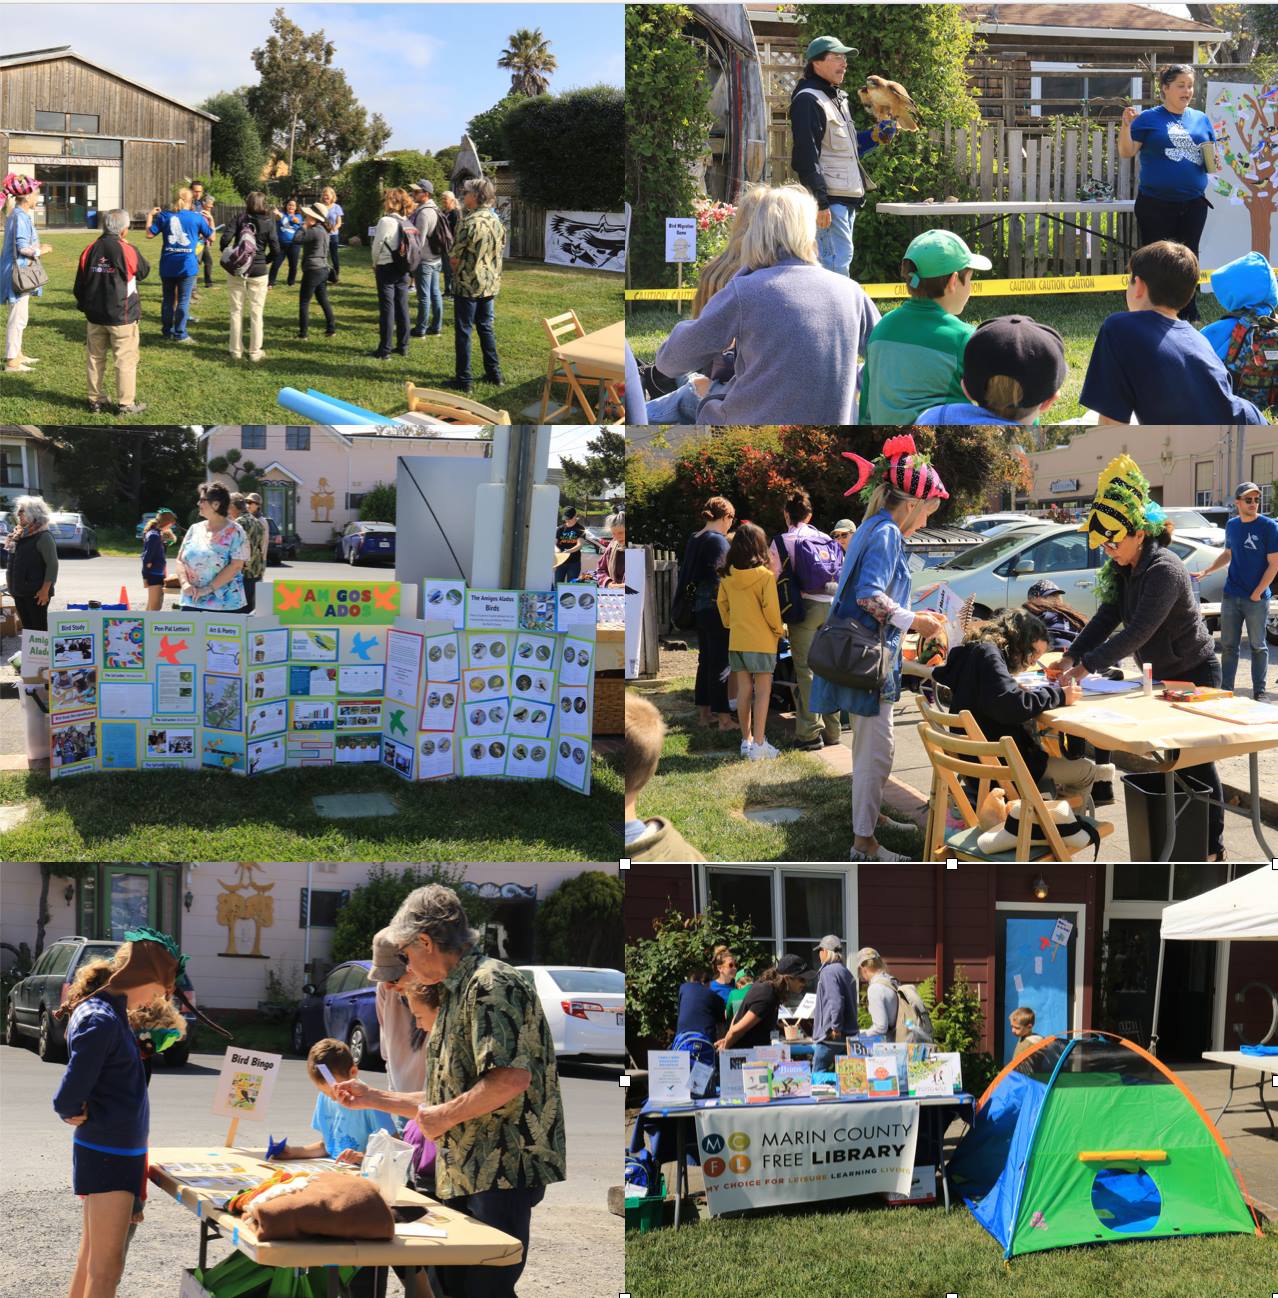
[1163,508,1227,548]
[48,512,97,557]
[912,522,1227,623]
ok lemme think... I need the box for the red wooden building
[625,863,1275,1066]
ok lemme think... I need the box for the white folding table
[1200,1050,1278,1134]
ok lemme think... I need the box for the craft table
[1200,1052,1278,1133]
[1036,685,1278,859]
[539,320,624,422]
[876,199,1137,259]
[632,1093,975,1226]
[149,1146,521,1298]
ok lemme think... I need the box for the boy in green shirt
[860,229,991,424]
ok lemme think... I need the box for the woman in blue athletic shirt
[1120,64,1217,322]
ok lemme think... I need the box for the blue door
[999,913,1077,1064]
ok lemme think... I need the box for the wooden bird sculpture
[859,75,920,131]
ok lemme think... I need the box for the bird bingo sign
[212,1047,283,1122]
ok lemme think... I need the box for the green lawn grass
[627,291,1229,423]
[0,759,622,862]
[1,232,623,424]
[626,1199,1277,1298]
[630,676,922,862]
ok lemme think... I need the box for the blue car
[336,522,396,566]
[290,959,385,1069]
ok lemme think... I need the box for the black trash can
[1121,770,1212,862]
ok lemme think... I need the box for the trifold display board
[34,579,597,795]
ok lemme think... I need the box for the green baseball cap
[804,36,858,62]
[153,506,177,519]
[903,229,993,283]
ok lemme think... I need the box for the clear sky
[0,3,621,155]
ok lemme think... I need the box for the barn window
[1029,64,1142,118]
[68,113,100,135]
[35,110,65,131]
[68,138,122,159]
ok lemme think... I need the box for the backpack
[389,216,425,276]
[425,206,454,259]
[671,1029,717,1097]
[1223,309,1278,409]
[873,974,934,1044]
[791,529,845,596]
[220,215,257,277]
[772,531,805,625]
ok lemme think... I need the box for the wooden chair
[914,692,1017,860]
[538,311,620,422]
[918,725,1114,862]
[403,383,510,426]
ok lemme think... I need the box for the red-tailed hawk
[859,75,920,131]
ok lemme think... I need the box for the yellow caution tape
[627,271,1214,302]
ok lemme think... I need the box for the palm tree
[498,28,558,97]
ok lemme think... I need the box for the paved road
[0,1042,622,1298]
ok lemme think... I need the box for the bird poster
[1201,81,1278,268]
[543,210,629,272]
[211,1048,283,1121]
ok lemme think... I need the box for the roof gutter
[972,23,1227,42]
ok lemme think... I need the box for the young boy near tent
[859,229,991,424]
[1080,240,1268,424]
[1009,1006,1044,1055]
[272,1038,397,1164]
[914,315,1066,426]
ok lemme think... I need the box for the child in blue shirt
[1080,240,1267,425]
[273,1038,397,1164]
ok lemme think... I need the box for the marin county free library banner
[30,578,600,795]
[694,1102,919,1215]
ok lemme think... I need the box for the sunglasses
[1240,495,1261,503]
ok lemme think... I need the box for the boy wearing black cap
[915,315,1066,425]
[1081,240,1267,425]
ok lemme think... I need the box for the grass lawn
[630,675,922,862]
[1,231,623,425]
[627,290,1230,423]
[0,759,622,861]
[625,1199,1277,1298]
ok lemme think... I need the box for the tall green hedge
[534,871,623,967]
[625,4,715,288]
[336,151,449,242]
[503,85,624,211]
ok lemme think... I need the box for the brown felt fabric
[248,1172,395,1241]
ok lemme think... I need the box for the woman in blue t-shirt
[145,188,213,342]
[1119,64,1217,321]
[269,198,303,288]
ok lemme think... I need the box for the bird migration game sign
[38,582,596,795]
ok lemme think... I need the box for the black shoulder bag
[807,522,893,692]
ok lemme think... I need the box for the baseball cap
[903,229,992,283]
[831,518,856,536]
[368,926,410,981]
[854,946,882,967]
[804,36,857,61]
[962,315,1067,408]
[1026,578,1065,599]
[153,505,176,520]
[775,954,808,976]
[410,179,434,195]
[246,492,262,504]
[1235,481,1262,498]
[814,934,844,954]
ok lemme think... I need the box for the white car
[516,965,624,1059]
[960,512,1043,534]
[1163,508,1227,548]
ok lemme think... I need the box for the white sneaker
[740,738,753,758]
[850,842,911,862]
[748,740,780,760]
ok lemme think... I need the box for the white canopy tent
[1150,868,1278,1054]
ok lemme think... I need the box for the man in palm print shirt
[333,884,564,1298]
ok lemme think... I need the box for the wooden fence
[637,546,679,678]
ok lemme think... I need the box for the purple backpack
[791,529,844,594]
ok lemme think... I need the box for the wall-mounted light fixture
[1032,876,1050,901]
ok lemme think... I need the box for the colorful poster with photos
[289,665,338,697]
[506,738,552,780]
[462,737,508,777]
[557,686,591,736]
[556,584,598,630]
[247,701,288,737]
[518,590,556,632]
[422,579,466,628]
[554,736,590,792]
[336,700,383,730]
[417,732,455,779]
[53,627,95,668]
[205,629,244,675]
[247,734,286,774]
[513,633,556,671]
[511,667,555,702]
[249,629,289,664]
[509,699,554,739]
[290,700,335,731]
[466,633,511,670]
[104,617,145,672]
[146,726,195,759]
[289,629,339,663]
[50,666,98,717]
[335,733,382,764]
[52,719,97,772]
[463,698,510,737]
[203,674,243,732]
[156,665,197,715]
[382,736,416,779]
[420,684,459,732]
[425,633,460,681]
[202,730,245,773]
[559,638,594,687]
[462,667,508,702]
[247,665,288,702]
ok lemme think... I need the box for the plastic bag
[360,1128,413,1206]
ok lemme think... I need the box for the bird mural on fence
[859,75,920,131]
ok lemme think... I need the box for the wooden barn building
[0,45,215,225]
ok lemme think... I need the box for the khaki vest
[794,86,869,198]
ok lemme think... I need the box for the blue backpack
[671,1030,717,1097]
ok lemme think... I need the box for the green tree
[201,90,267,197]
[498,28,559,97]
[247,8,391,177]
[466,95,525,161]
[206,448,265,498]
[331,865,492,966]
[358,481,396,523]
[560,429,625,505]
[534,872,623,966]
[339,152,449,242]
[625,4,715,288]
[791,3,982,279]
[503,87,624,211]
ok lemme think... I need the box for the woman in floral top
[176,483,249,611]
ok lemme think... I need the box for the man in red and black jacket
[73,208,151,415]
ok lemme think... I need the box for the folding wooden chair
[538,311,620,421]
[919,726,1114,862]
[403,382,510,426]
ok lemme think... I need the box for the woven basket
[593,672,625,735]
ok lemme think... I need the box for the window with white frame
[1251,453,1273,513]
[706,866,849,963]
[1029,63,1141,119]
[0,446,24,488]
[1194,460,1214,507]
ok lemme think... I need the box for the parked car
[49,512,97,556]
[336,521,396,566]
[1164,508,1227,548]
[515,965,624,1059]
[903,526,993,574]
[291,960,383,1068]
[0,516,9,568]
[960,512,1042,534]
[912,522,1228,625]
[266,516,297,564]
[3,935,199,1065]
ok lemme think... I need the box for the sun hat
[300,201,330,224]
[843,433,949,500]
[804,36,857,61]
[975,799,1101,857]
[962,315,1067,409]
[903,229,992,285]
[368,926,410,981]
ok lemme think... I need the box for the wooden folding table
[539,320,624,421]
